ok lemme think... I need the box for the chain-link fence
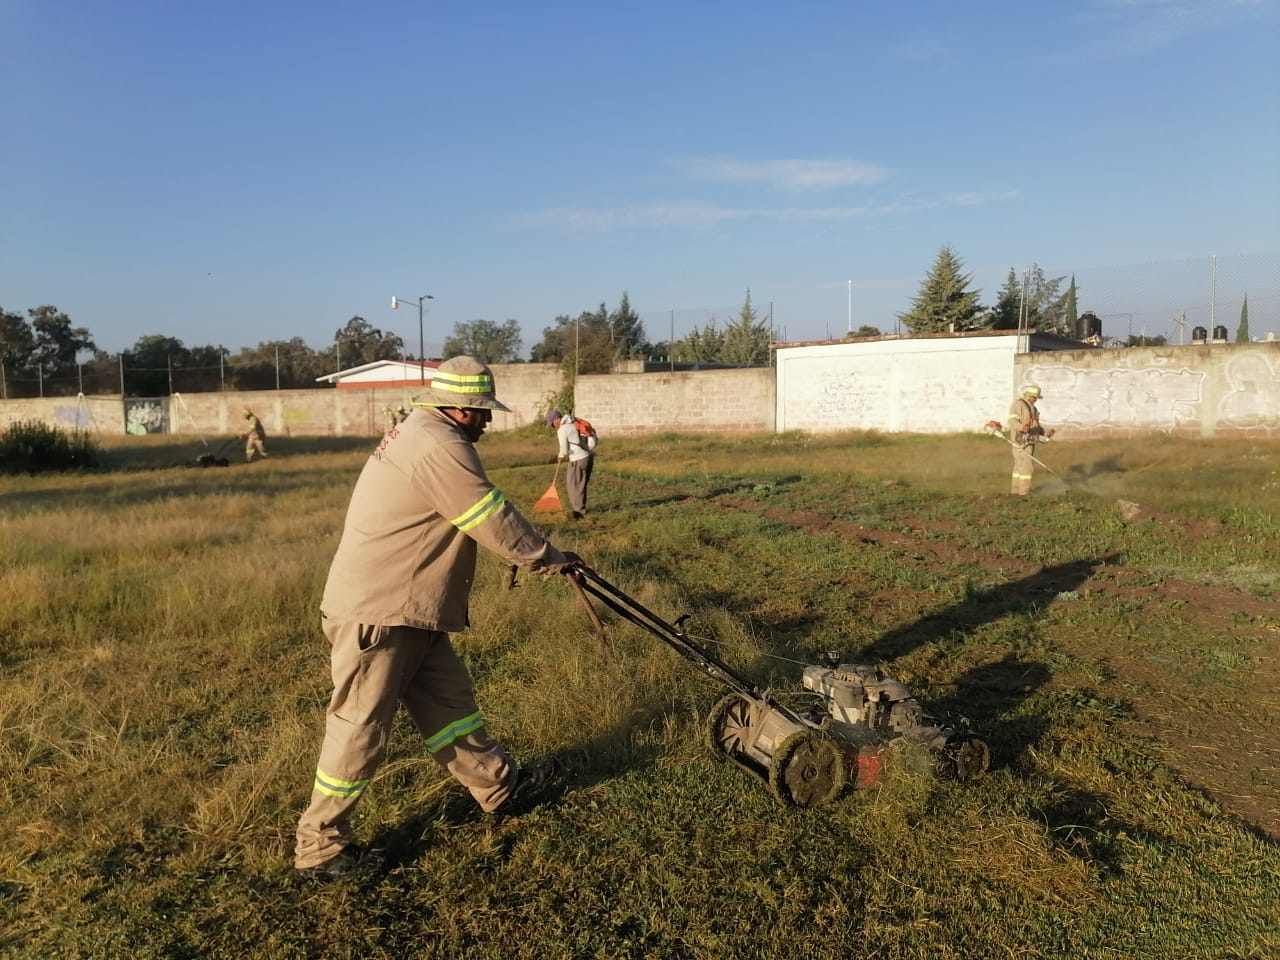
[0,347,331,400]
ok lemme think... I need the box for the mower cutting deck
[571,567,990,808]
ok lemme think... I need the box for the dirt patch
[740,500,1280,842]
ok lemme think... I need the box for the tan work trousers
[1010,444,1035,495]
[294,619,515,869]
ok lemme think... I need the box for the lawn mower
[570,566,990,808]
[193,435,237,468]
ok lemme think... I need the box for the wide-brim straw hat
[412,355,511,412]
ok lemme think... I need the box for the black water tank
[1192,326,1208,341]
[1213,325,1228,341]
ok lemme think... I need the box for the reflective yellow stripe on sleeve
[451,487,505,532]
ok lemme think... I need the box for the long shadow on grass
[857,554,1118,663]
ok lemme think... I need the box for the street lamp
[391,293,434,382]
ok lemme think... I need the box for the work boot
[294,843,363,881]
[496,759,559,814]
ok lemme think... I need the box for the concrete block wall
[575,367,775,436]
[1018,341,1280,438]
[5,342,1277,440]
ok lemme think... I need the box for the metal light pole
[391,293,434,382]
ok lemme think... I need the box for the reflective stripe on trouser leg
[395,626,515,813]
[294,618,426,869]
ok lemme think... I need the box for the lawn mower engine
[706,654,990,808]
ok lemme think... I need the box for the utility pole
[1209,255,1218,331]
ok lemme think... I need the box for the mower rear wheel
[705,693,755,761]
[768,730,845,808]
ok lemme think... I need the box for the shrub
[0,419,100,474]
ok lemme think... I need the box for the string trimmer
[984,421,1063,480]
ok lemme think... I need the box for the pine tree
[608,291,648,358]
[1236,295,1250,343]
[896,246,984,333]
[720,289,773,365]
[683,319,725,362]
[990,269,1022,330]
[1065,276,1079,338]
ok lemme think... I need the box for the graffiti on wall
[124,398,169,435]
[1027,364,1206,431]
[1219,352,1280,430]
[54,405,93,429]
[816,374,866,417]
[1029,352,1280,434]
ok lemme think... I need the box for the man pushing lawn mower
[294,356,581,881]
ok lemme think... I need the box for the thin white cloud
[672,156,889,193]
[515,190,1020,232]
[1089,0,1268,54]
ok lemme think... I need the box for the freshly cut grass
[0,430,1276,959]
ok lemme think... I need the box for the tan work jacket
[321,408,564,631]
[1007,398,1041,447]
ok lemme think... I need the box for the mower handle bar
[567,564,764,700]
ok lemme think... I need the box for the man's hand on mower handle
[545,551,586,576]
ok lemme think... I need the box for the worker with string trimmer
[986,383,1056,495]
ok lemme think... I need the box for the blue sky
[3,0,1278,357]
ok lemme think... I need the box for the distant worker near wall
[546,409,597,520]
[1007,385,1053,495]
[241,408,268,463]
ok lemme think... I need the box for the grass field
[1,427,1277,959]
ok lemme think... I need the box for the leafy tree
[29,306,96,393]
[334,316,405,367]
[989,269,1022,330]
[530,315,574,363]
[1237,295,1250,343]
[1021,264,1070,335]
[896,246,984,333]
[0,308,34,371]
[121,335,189,396]
[719,289,773,365]
[568,305,615,374]
[230,338,329,391]
[847,325,882,338]
[443,319,523,364]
